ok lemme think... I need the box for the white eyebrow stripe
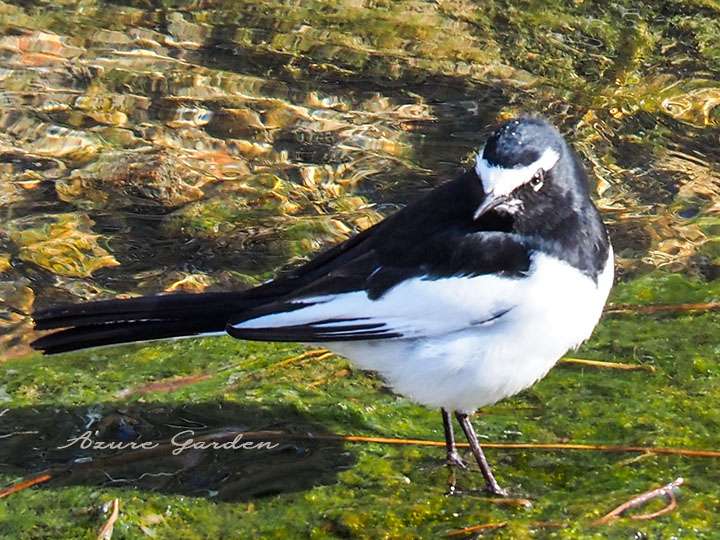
[475,147,560,196]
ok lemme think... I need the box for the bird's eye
[530,169,544,191]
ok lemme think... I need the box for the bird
[31,116,613,496]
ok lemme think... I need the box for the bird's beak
[473,192,508,220]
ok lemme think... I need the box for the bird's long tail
[31,291,261,355]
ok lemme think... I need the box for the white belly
[325,248,614,412]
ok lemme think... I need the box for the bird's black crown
[482,117,563,169]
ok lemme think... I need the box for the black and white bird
[32,116,613,496]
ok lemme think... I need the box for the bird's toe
[446,450,468,469]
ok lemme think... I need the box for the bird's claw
[484,483,510,497]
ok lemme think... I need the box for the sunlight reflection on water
[1,1,719,357]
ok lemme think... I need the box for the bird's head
[473,117,586,220]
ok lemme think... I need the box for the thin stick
[447,521,507,537]
[97,498,120,540]
[607,302,720,315]
[592,478,683,525]
[333,435,720,458]
[0,473,52,499]
[560,358,655,372]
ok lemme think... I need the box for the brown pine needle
[333,435,720,458]
[447,521,507,537]
[593,478,683,525]
[607,302,720,315]
[560,357,655,372]
[0,473,52,499]
[97,498,120,540]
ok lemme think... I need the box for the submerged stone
[8,213,120,278]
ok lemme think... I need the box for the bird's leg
[455,412,509,497]
[441,408,466,496]
[441,408,466,469]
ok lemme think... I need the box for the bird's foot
[484,481,510,497]
[446,450,467,469]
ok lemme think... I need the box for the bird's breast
[327,246,614,412]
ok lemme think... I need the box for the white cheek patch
[475,147,560,197]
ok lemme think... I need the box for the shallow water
[1,1,720,538]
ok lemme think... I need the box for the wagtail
[33,116,613,496]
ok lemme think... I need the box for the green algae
[2,275,720,538]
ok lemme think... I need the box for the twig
[592,478,684,525]
[0,473,52,499]
[334,436,720,458]
[560,358,655,372]
[97,498,120,540]
[447,521,507,537]
[607,302,720,315]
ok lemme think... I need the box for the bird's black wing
[227,170,531,341]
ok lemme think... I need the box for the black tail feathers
[32,292,259,355]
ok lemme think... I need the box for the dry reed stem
[334,435,720,458]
